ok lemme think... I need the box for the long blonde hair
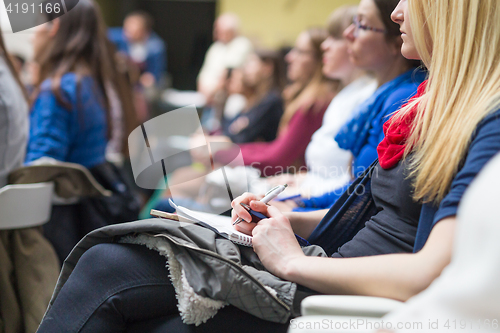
[395,0,500,203]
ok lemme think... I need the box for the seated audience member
[35,0,500,332]
[265,6,378,197]
[214,27,338,176]
[218,50,285,144]
[0,29,59,333]
[25,0,117,262]
[108,11,167,88]
[279,0,424,211]
[197,13,253,104]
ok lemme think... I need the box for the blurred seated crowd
[1,0,500,332]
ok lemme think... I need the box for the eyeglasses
[352,17,387,37]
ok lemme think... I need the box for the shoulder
[469,108,500,148]
[383,72,425,111]
[232,36,252,45]
[147,33,166,51]
[204,42,223,57]
[262,90,283,105]
[39,73,79,95]
[108,27,124,39]
[478,107,500,126]
[38,74,97,105]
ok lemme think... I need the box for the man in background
[197,13,253,104]
[109,11,167,89]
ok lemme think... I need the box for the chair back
[0,182,54,229]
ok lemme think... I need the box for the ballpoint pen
[233,184,288,225]
[236,202,311,247]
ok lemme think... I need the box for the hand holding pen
[233,184,288,225]
[231,185,310,247]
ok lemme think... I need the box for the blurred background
[2,0,358,91]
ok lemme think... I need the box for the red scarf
[377,81,427,169]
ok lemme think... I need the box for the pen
[233,184,288,225]
[236,203,311,247]
[275,194,301,202]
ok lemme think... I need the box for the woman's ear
[48,18,60,37]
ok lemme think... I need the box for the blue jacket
[26,73,108,168]
[108,28,167,83]
[294,69,427,211]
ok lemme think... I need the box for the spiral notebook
[166,200,253,247]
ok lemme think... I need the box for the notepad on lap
[168,200,253,247]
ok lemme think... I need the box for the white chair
[0,182,54,229]
[301,295,404,317]
[288,296,403,333]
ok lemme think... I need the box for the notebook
[167,200,253,247]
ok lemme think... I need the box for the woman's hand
[231,192,269,235]
[251,206,305,279]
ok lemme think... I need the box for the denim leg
[37,242,290,333]
[125,305,290,333]
[37,243,177,333]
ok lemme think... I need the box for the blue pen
[237,203,311,247]
[233,184,288,225]
[237,203,268,222]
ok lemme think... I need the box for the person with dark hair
[219,50,285,144]
[108,10,167,88]
[278,0,424,212]
[26,0,112,168]
[25,0,123,262]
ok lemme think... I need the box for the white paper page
[170,201,253,246]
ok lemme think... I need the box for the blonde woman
[36,0,500,332]
[233,0,500,300]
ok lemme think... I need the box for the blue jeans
[37,243,289,332]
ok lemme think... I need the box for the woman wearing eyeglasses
[275,0,425,213]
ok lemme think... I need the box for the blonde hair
[395,0,500,203]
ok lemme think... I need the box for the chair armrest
[301,295,404,318]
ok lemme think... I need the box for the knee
[75,243,133,281]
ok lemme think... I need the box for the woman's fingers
[231,192,258,223]
[249,200,269,213]
[234,220,257,235]
[266,205,287,220]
